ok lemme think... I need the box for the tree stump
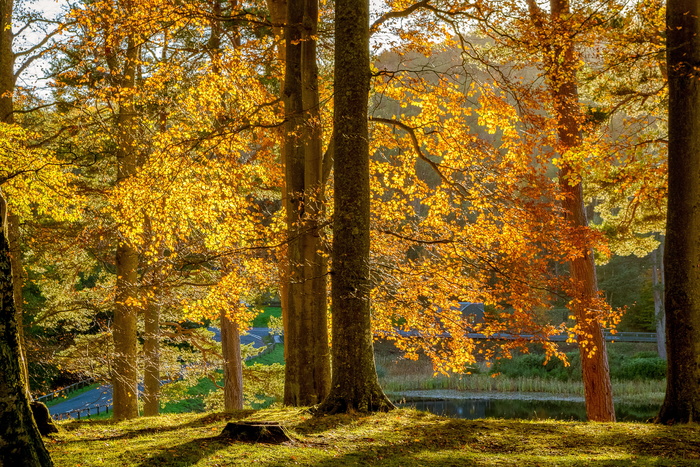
[219,421,292,444]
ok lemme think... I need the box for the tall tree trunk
[315,0,393,414]
[265,0,290,364]
[301,0,331,405]
[528,0,615,421]
[657,0,700,424]
[142,300,160,416]
[0,0,30,393]
[282,0,331,407]
[220,311,244,411]
[110,29,140,421]
[0,193,53,467]
[651,243,666,360]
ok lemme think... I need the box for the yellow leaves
[0,123,84,222]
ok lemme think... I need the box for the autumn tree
[656,0,700,424]
[315,0,393,414]
[281,0,331,406]
[521,0,615,422]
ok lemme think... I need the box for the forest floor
[47,407,699,466]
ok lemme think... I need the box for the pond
[394,392,659,422]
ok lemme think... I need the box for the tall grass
[375,348,666,405]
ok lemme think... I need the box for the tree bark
[0,0,30,393]
[0,193,53,467]
[0,0,14,124]
[282,0,331,406]
[220,312,244,411]
[528,0,615,421]
[315,0,393,414]
[651,243,666,360]
[110,26,140,421]
[657,0,700,424]
[143,300,160,416]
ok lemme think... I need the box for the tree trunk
[143,301,160,416]
[266,0,288,364]
[282,0,331,406]
[110,30,140,421]
[0,0,30,394]
[0,0,14,125]
[220,312,244,411]
[528,0,615,421]
[657,0,700,424]
[315,0,393,414]
[651,243,666,360]
[0,193,53,467]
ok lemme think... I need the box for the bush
[612,356,666,380]
[491,350,666,382]
[491,353,580,381]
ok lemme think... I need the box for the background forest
[1,0,669,427]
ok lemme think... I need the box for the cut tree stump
[219,421,292,444]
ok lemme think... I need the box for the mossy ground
[48,408,699,466]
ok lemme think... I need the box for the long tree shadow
[59,410,255,443]
[134,435,239,467]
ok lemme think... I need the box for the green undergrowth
[380,373,665,405]
[376,343,666,405]
[249,306,282,328]
[49,408,700,466]
[246,343,284,366]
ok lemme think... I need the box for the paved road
[48,327,273,419]
[48,384,112,420]
[207,327,271,346]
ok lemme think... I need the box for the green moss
[50,409,700,466]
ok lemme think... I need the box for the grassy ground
[48,408,700,466]
[250,306,282,328]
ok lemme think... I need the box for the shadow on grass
[59,410,256,442]
[285,414,700,467]
[134,435,239,467]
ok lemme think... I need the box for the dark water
[397,398,659,422]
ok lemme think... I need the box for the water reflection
[397,398,659,422]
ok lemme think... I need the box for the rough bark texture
[110,28,140,421]
[529,0,615,421]
[315,0,393,414]
[282,0,331,406]
[143,301,160,416]
[0,194,54,467]
[0,0,30,393]
[220,312,244,412]
[0,0,14,124]
[651,244,666,360]
[657,0,700,424]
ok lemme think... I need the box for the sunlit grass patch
[48,408,700,466]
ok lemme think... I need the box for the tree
[315,0,393,414]
[282,0,331,407]
[0,192,53,467]
[525,0,615,422]
[657,0,700,424]
[108,0,140,420]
